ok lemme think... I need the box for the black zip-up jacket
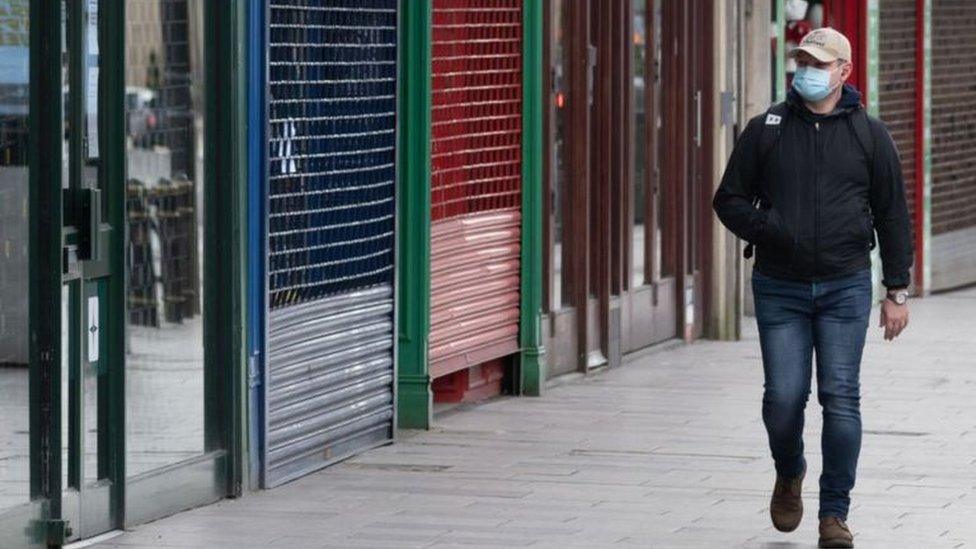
[713,85,913,289]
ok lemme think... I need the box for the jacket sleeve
[712,116,780,247]
[868,120,914,289]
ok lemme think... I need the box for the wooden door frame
[542,0,593,375]
[661,0,714,341]
[619,0,679,352]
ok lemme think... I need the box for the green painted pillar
[396,0,433,429]
[519,0,546,396]
[775,0,786,102]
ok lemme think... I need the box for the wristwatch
[885,288,909,305]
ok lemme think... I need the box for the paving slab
[94,286,976,548]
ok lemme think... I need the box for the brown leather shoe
[769,465,805,532]
[819,516,854,548]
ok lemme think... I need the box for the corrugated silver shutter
[264,0,398,487]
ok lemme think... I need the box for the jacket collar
[787,83,863,121]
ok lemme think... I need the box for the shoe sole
[771,515,801,533]
[818,538,854,548]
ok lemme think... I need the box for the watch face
[890,291,907,305]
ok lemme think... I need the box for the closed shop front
[428,0,523,398]
[930,0,976,290]
[261,0,398,487]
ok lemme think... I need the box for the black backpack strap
[744,102,790,259]
[848,108,878,250]
[758,102,790,166]
[848,108,876,164]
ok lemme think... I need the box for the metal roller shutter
[429,0,522,379]
[264,0,397,487]
[878,0,917,222]
[931,0,976,289]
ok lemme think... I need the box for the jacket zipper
[814,121,820,280]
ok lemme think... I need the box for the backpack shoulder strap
[848,108,876,165]
[758,102,790,165]
[744,102,789,260]
[849,108,878,250]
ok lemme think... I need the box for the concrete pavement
[92,285,976,549]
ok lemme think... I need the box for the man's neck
[803,85,843,115]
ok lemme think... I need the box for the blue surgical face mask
[792,65,839,102]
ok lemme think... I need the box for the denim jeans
[751,267,873,520]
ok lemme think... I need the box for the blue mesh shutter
[264,0,397,487]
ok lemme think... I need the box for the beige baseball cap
[789,27,852,63]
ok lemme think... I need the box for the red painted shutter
[429,0,522,379]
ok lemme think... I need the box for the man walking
[712,28,913,548]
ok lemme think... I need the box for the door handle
[587,44,597,106]
[63,187,102,263]
[693,90,702,147]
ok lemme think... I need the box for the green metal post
[396,0,433,429]
[204,0,249,495]
[99,0,127,527]
[775,0,786,102]
[28,0,65,541]
[519,0,545,396]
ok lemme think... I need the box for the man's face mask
[792,63,840,102]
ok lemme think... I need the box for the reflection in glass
[551,0,571,310]
[652,1,668,279]
[0,0,30,514]
[632,1,647,287]
[125,0,205,477]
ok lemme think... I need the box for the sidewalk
[94,286,976,549]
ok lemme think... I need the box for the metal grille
[878,0,917,225]
[268,1,397,307]
[264,0,397,487]
[428,1,522,378]
[430,0,522,221]
[931,0,976,235]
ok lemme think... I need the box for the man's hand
[879,299,909,341]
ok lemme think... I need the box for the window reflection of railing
[125,175,199,326]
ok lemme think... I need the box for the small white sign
[87,295,99,363]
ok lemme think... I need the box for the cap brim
[788,45,839,63]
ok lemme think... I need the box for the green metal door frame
[396,0,434,430]
[26,0,67,545]
[203,0,249,497]
[6,2,247,545]
[123,0,247,526]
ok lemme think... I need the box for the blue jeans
[751,267,873,520]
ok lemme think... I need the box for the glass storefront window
[551,0,571,310]
[0,0,30,514]
[124,0,206,477]
[632,1,647,287]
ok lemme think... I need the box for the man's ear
[840,61,853,82]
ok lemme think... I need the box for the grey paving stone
[91,288,976,548]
